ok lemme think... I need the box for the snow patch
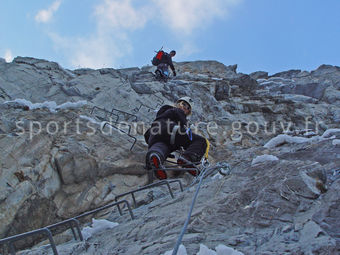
[212,173,224,180]
[214,244,245,255]
[258,81,280,86]
[197,244,244,255]
[268,77,293,83]
[303,131,316,137]
[332,139,340,146]
[251,155,279,166]
[163,244,187,255]
[4,99,87,112]
[81,218,118,241]
[80,115,101,125]
[264,128,340,148]
[322,128,340,138]
[264,134,310,148]
[164,244,244,255]
[100,121,108,130]
[57,101,87,110]
[197,244,216,255]
[197,74,209,79]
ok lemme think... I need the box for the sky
[1,0,339,75]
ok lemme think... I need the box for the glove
[173,71,176,77]
[186,128,192,141]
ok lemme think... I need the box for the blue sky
[1,0,339,75]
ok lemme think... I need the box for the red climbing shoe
[177,158,200,176]
[150,153,167,180]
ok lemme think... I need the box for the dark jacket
[160,53,175,72]
[144,105,187,146]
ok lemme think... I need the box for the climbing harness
[204,138,210,160]
[170,125,180,145]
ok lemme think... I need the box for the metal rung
[133,103,155,113]
[91,107,134,137]
[161,167,198,171]
[90,106,119,123]
[115,179,183,214]
[75,199,134,220]
[0,200,134,255]
[134,94,164,113]
[90,107,137,151]
[153,94,164,105]
[91,106,138,123]
[103,122,137,151]
[0,179,183,254]
[110,107,138,122]
[0,228,58,255]
[46,218,83,241]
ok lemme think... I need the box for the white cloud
[46,0,242,69]
[48,0,147,69]
[94,0,149,30]
[4,49,13,62]
[49,31,132,69]
[153,0,242,34]
[35,0,62,23]
[178,42,200,58]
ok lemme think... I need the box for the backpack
[151,50,164,66]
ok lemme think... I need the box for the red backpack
[152,50,164,66]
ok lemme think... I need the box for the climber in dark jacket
[156,50,176,77]
[144,96,207,180]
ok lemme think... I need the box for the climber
[152,50,177,78]
[144,96,208,180]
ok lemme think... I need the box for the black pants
[146,132,207,165]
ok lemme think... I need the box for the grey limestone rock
[250,71,268,80]
[271,69,302,79]
[0,57,339,254]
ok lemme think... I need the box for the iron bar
[154,94,164,105]
[114,122,132,135]
[9,242,15,255]
[114,179,183,214]
[160,167,198,171]
[103,122,137,151]
[73,218,83,242]
[131,193,137,208]
[0,165,189,255]
[90,106,119,123]
[0,196,133,254]
[46,218,83,241]
[68,222,77,241]
[110,107,138,122]
[169,179,184,192]
[74,199,134,220]
[0,228,58,255]
[133,103,155,113]
[45,228,58,255]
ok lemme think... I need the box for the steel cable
[171,165,217,255]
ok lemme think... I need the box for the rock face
[0,57,339,254]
